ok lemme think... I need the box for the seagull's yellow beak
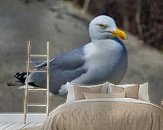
[112,28,127,40]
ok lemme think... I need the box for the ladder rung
[27,104,47,107]
[30,54,47,58]
[28,88,47,91]
[29,70,47,72]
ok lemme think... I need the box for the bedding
[111,84,139,99]
[42,98,163,130]
[84,92,125,99]
[66,82,108,102]
[109,83,150,102]
[73,85,103,100]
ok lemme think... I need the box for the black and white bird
[15,15,128,95]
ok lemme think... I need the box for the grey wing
[28,46,87,94]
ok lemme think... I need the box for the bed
[42,98,163,130]
[23,82,163,130]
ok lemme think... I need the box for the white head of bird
[89,15,127,41]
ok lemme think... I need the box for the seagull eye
[98,24,107,29]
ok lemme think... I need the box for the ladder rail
[24,41,50,124]
[46,41,50,115]
[24,41,31,124]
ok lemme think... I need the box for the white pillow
[138,83,149,102]
[108,82,150,102]
[66,82,108,103]
[66,82,75,103]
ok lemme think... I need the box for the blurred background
[0,0,163,112]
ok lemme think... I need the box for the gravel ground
[0,0,163,112]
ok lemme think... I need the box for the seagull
[14,15,128,95]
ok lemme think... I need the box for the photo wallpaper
[0,0,162,113]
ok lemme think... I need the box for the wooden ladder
[24,41,50,124]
